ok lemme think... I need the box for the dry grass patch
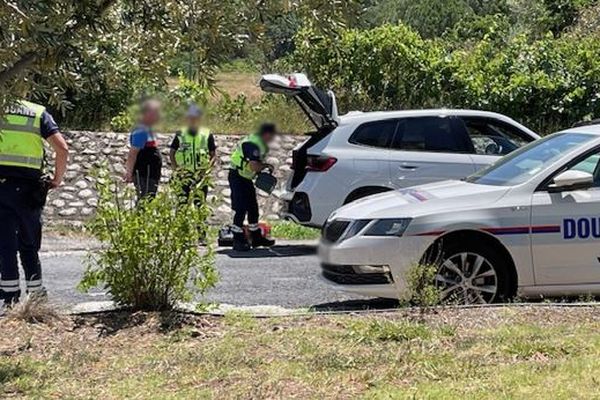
[214,72,262,102]
[2,307,600,399]
[5,295,63,325]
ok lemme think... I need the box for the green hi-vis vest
[174,127,210,172]
[230,133,268,180]
[0,100,45,171]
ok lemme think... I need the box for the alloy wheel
[435,252,498,304]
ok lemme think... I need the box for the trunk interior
[290,128,334,189]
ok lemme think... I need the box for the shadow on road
[218,245,316,259]
[310,298,400,312]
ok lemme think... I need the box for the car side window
[391,116,471,153]
[568,153,600,186]
[348,120,398,148]
[461,117,531,156]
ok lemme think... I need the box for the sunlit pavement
[39,240,383,312]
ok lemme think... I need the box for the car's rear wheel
[433,243,513,305]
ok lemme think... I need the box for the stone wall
[44,131,306,223]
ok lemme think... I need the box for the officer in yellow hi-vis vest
[229,123,277,251]
[0,100,69,306]
[169,104,216,201]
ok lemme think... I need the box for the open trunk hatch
[260,74,340,189]
[260,73,340,131]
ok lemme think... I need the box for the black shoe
[1,291,21,307]
[250,229,275,248]
[233,232,251,252]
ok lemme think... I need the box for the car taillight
[306,155,337,172]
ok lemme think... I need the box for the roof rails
[572,119,600,128]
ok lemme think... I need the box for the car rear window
[349,120,398,148]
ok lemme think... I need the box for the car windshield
[467,132,595,186]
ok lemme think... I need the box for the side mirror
[549,170,594,192]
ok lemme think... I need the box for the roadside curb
[67,301,303,317]
[64,300,600,318]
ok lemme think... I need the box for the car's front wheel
[434,243,514,305]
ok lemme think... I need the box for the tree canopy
[0,0,359,115]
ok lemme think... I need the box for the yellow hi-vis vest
[230,133,268,180]
[174,127,210,172]
[0,100,45,171]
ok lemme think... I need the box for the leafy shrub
[292,23,600,134]
[169,75,211,106]
[405,262,441,307]
[292,24,446,112]
[110,110,135,133]
[79,170,218,311]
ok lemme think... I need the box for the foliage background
[2,0,600,134]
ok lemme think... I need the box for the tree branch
[0,52,36,86]
[0,0,118,86]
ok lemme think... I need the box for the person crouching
[228,123,277,251]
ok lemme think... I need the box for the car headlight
[363,218,412,237]
[339,219,371,241]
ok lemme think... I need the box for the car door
[346,119,399,189]
[531,149,600,285]
[388,116,476,189]
[460,117,537,171]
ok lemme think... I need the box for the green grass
[3,308,600,398]
[47,220,320,242]
[270,220,320,240]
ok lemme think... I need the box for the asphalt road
[39,241,394,311]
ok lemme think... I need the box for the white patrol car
[319,125,600,304]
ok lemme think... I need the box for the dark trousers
[228,170,259,228]
[134,173,159,201]
[0,179,44,300]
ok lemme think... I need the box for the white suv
[261,74,540,228]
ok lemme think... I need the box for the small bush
[79,169,218,311]
[110,110,135,133]
[405,262,442,307]
[169,75,211,106]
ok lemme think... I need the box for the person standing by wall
[228,123,277,251]
[0,100,69,305]
[169,104,216,202]
[124,99,162,200]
